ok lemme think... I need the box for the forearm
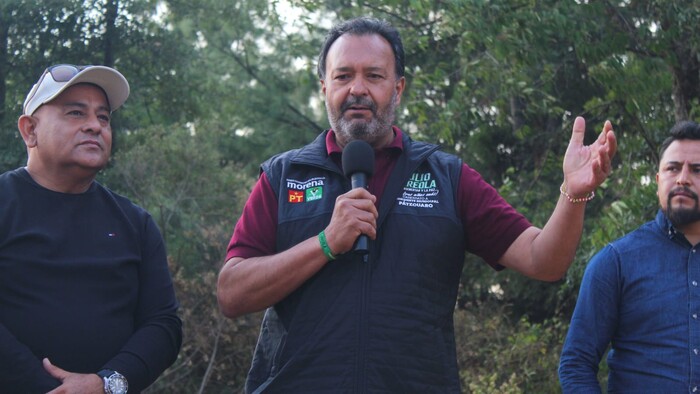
[558,365,603,394]
[217,235,330,318]
[559,349,604,394]
[531,193,588,279]
[499,193,587,281]
[559,320,606,394]
[0,323,59,393]
[109,227,182,393]
[104,315,182,393]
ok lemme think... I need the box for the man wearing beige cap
[0,65,182,394]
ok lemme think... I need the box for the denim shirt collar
[656,208,694,246]
[656,209,675,239]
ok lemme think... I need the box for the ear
[394,76,406,105]
[18,115,38,148]
[320,79,326,95]
[655,172,661,196]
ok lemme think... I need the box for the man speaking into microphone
[217,16,617,393]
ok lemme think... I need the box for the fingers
[596,120,617,175]
[333,189,377,233]
[43,358,67,380]
[603,120,613,134]
[593,152,608,180]
[604,122,618,159]
[569,116,586,146]
[326,188,378,254]
[597,120,617,151]
[563,118,617,193]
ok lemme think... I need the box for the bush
[456,303,567,393]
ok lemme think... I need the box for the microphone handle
[350,172,369,257]
[354,234,369,256]
[350,172,367,190]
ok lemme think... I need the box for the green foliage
[163,0,327,173]
[100,121,253,277]
[456,304,566,393]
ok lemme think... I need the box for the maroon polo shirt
[226,128,531,267]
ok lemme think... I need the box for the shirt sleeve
[226,172,278,261]
[458,164,532,266]
[0,172,61,393]
[103,216,183,393]
[558,244,620,393]
[0,323,60,393]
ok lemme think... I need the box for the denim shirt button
[694,281,698,287]
[695,348,699,355]
[694,313,698,319]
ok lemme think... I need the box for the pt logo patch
[286,177,325,204]
[397,171,440,208]
[288,190,304,203]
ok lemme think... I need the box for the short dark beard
[328,92,397,146]
[665,187,700,227]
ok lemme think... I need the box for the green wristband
[318,230,336,261]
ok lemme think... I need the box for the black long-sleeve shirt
[0,168,182,393]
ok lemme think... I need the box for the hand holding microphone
[341,140,375,256]
[321,140,376,260]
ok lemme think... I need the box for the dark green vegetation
[2,1,698,392]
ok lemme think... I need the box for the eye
[98,114,111,123]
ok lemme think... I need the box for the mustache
[340,96,377,114]
[669,186,699,200]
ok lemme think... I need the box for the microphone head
[342,140,375,178]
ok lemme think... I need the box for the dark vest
[247,131,466,393]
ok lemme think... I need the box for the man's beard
[665,186,700,227]
[327,92,397,146]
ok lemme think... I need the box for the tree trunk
[670,42,700,122]
[0,7,9,123]
[103,0,118,67]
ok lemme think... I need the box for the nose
[82,113,104,134]
[677,165,691,185]
[349,77,368,96]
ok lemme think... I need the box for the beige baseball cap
[23,64,130,116]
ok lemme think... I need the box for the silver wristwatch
[97,369,128,394]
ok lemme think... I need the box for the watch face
[107,373,128,394]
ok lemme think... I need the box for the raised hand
[562,116,617,198]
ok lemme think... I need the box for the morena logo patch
[286,177,325,203]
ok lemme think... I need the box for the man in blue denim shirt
[559,120,700,392]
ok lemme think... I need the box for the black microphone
[341,140,375,256]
